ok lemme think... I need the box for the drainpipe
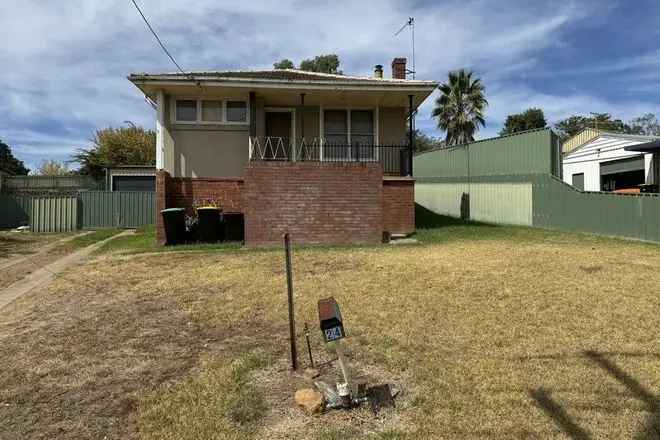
[408,94,414,176]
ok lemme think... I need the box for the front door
[265,111,292,160]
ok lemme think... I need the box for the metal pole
[284,233,298,370]
[408,94,414,176]
[304,322,314,367]
[335,340,351,390]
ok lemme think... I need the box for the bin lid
[197,206,220,211]
[161,208,185,213]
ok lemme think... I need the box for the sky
[2,0,660,172]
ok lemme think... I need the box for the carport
[624,140,660,192]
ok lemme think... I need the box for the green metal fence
[79,191,156,228]
[414,128,562,179]
[30,196,78,233]
[0,194,32,228]
[532,174,660,242]
[413,129,660,243]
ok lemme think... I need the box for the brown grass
[0,230,659,439]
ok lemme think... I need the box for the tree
[432,69,488,146]
[412,129,444,152]
[0,140,29,175]
[554,112,631,139]
[499,108,546,136]
[37,159,71,176]
[299,54,341,74]
[73,122,155,179]
[273,59,295,69]
[628,113,660,136]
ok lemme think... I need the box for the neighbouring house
[562,129,659,192]
[105,165,156,192]
[128,58,438,246]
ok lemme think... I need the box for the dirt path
[0,231,92,271]
[0,230,132,310]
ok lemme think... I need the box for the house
[105,165,156,192]
[562,129,659,192]
[128,58,438,246]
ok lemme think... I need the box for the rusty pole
[284,233,298,370]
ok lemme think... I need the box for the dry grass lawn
[0,222,659,439]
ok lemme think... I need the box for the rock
[295,388,324,414]
[303,368,320,380]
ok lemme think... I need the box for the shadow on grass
[528,350,660,440]
[529,387,591,440]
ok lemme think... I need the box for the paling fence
[413,129,660,243]
[0,191,155,232]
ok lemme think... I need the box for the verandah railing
[248,137,411,176]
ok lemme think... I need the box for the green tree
[0,140,29,175]
[499,108,546,136]
[432,69,488,146]
[628,113,660,136]
[273,59,295,69]
[37,159,71,176]
[412,129,443,152]
[299,54,341,74]
[554,112,631,139]
[74,122,155,179]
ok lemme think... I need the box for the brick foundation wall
[383,177,415,235]
[244,162,383,247]
[155,170,243,244]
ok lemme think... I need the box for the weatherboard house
[128,59,437,246]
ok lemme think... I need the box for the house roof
[128,69,438,88]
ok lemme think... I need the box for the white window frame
[171,96,250,125]
[319,107,379,161]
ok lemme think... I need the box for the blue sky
[2,0,659,172]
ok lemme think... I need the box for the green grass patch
[137,352,270,440]
[97,224,243,255]
[54,228,122,253]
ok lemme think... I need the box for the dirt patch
[0,259,223,440]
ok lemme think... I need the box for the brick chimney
[391,58,407,79]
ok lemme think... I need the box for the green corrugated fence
[30,196,78,233]
[0,194,32,228]
[532,174,660,242]
[79,191,156,228]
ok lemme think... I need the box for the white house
[562,130,659,192]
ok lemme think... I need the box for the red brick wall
[243,162,383,247]
[166,177,243,214]
[383,177,415,235]
[155,170,243,244]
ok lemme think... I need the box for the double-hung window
[322,109,375,160]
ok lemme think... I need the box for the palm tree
[432,69,488,146]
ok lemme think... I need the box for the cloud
[0,0,657,168]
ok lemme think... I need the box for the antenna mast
[394,17,415,79]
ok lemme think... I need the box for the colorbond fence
[1,175,103,192]
[79,191,156,228]
[30,196,78,233]
[0,191,155,232]
[413,129,660,243]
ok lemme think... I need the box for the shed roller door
[112,175,155,192]
[600,156,644,176]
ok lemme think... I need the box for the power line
[130,0,190,78]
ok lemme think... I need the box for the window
[175,100,197,122]
[324,110,348,145]
[350,110,374,147]
[226,101,247,122]
[173,98,248,124]
[201,100,222,122]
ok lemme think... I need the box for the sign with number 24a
[324,326,343,342]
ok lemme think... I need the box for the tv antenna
[394,17,415,79]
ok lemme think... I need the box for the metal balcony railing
[248,137,411,176]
